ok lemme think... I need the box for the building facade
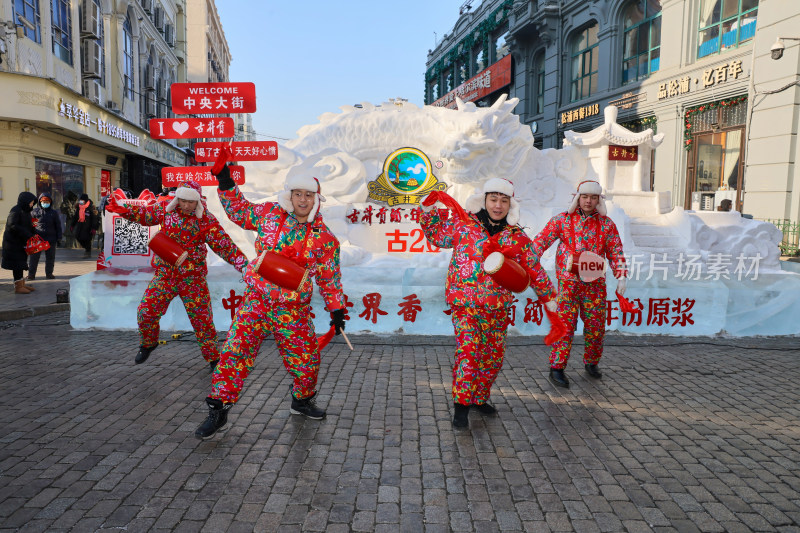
[0,0,192,223]
[426,0,800,225]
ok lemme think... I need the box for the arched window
[532,51,545,115]
[622,0,662,84]
[51,0,73,64]
[570,24,599,102]
[123,15,134,100]
[698,0,758,58]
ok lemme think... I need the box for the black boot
[549,368,570,388]
[452,403,470,428]
[209,359,219,373]
[135,344,158,364]
[471,402,497,416]
[290,393,326,420]
[585,364,602,379]
[194,397,232,439]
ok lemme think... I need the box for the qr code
[113,217,149,255]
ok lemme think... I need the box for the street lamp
[770,37,800,60]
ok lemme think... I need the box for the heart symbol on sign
[172,121,189,135]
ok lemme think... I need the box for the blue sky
[215,2,463,141]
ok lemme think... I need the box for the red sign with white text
[194,141,279,162]
[149,118,235,139]
[161,165,245,187]
[170,82,257,114]
[100,169,111,198]
[432,54,512,109]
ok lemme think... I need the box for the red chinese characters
[170,82,257,114]
[195,141,278,162]
[221,289,244,320]
[397,294,422,322]
[162,166,245,187]
[149,118,235,139]
[359,293,388,324]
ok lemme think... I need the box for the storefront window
[622,0,662,84]
[35,158,85,226]
[570,23,599,102]
[698,0,758,58]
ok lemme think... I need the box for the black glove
[330,309,346,335]
[215,163,235,191]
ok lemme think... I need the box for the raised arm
[419,208,458,249]
[204,215,248,272]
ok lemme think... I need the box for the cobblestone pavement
[1,312,799,532]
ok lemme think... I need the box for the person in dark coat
[28,193,63,279]
[2,191,40,294]
[70,193,99,258]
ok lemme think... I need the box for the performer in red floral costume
[420,178,557,429]
[194,165,346,439]
[106,181,247,368]
[532,180,627,388]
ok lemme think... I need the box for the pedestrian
[70,193,99,258]
[532,180,628,388]
[28,193,63,280]
[105,181,248,369]
[419,178,557,429]
[194,164,347,440]
[2,192,41,294]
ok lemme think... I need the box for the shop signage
[560,103,600,125]
[608,92,646,110]
[658,59,743,100]
[143,140,186,165]
[161,165,245,187]
[608,145,639,161]
[57,98,141,147]
[170,82,257,114]
[149,117,235,139]
[194,141,278,162]
[431,54,512,109]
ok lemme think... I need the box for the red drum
[254,250,309,292]
[483,252,530,293]
[148,231,188,267]
[25,235,51,255]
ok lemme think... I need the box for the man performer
[532,180,627,388]
[420,178,556,429]
[194,165,347,439]
[106,181,248,369]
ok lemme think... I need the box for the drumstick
[340,330,354,351]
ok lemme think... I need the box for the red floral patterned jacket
[219,185,344,311]
[420,210,555,309]
[124,202,247,277]
[532,210,627,282]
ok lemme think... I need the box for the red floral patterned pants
[450,305,507,406]
[550,278,607,369]
[210,286,320,404]
[137,270,219,363]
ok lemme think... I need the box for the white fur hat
[277,174,326,222]
[166,180,204,218]
[568,180,607,216]
[464,177,520,225]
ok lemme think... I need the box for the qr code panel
[113,217,150,255]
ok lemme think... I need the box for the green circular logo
[383,148,434,194]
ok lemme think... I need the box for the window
[444,69,454,93]
[698,0,758,58]
[51,0,72,64]
[570,24,599,102]
[123,15,134,100]
[13,0,41,43]
[35,158,85,225]
[472,43,486,75]
[427,78,440,103]
[622,0,662,84]
[492,24,510,63]
[456,61,468,86]
[532,51,545,115]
